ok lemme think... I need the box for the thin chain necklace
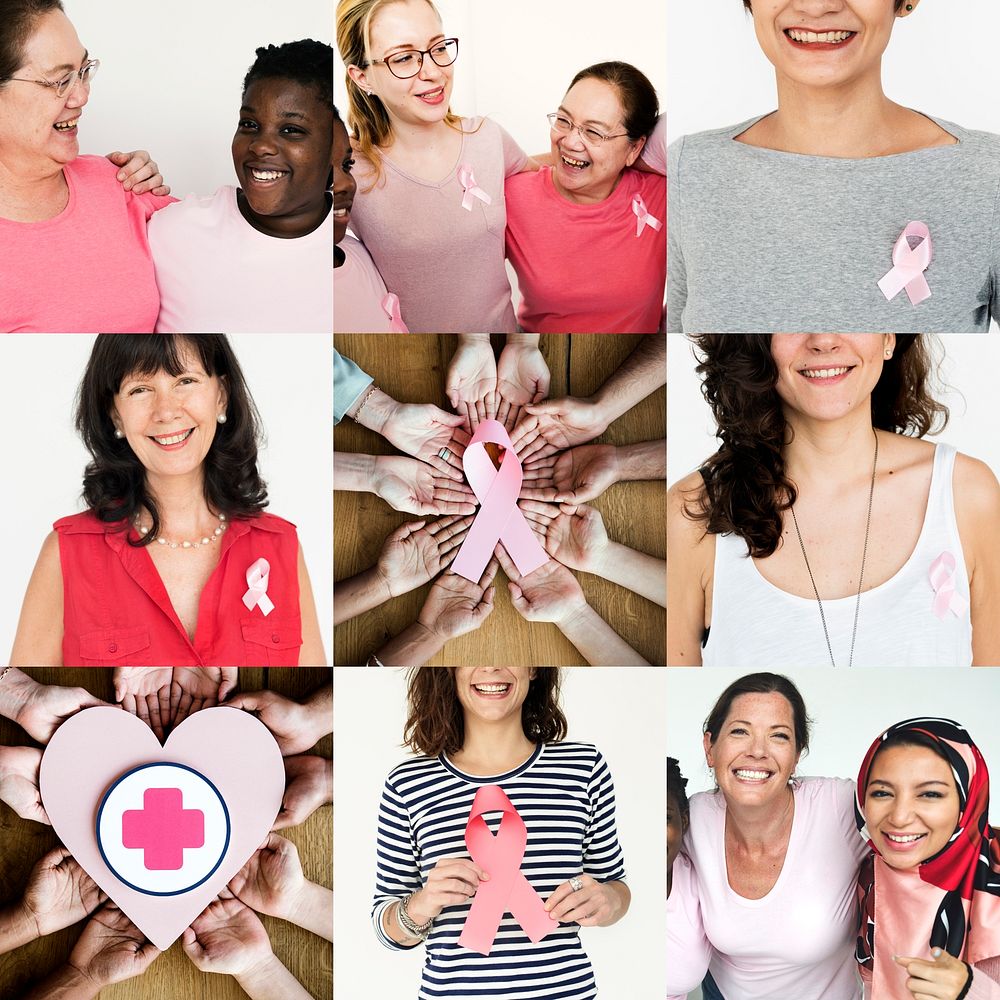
[788,431,879,668]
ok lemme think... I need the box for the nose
[249,132,278,157]
[417,52,444,82]
[886,797,916,827]
[152,391,183,423]
[794,0,845,14]
[805,334,842,352]
[65,76,89,109]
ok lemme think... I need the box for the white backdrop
[666,0,1000,143]
[65,0,331,196]
[0,334,332,662]
[334,667,668,997]
[667,334,1000,485]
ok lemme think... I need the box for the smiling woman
[147,40,334,334]
[8,334,326,668]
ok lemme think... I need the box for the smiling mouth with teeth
[884,832,926,844]
[561,154,591,170]
[800,366,853,379]
[249,168,288,182]
[734,769,773,781]
[473,682,511,695]
[150,428,195,447]
[785,28,857,46]
[53,117,80,132]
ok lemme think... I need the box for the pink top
[0,156,174,333]
[861,957,1000,999]
[348,117,527,334]
[148,186,332,333]
[686,778,868,1000]
[667,851,711,1000]
[505,166,666,333]
[334,234,404,332]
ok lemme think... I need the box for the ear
[896,0,917,15]
[884,333,896,358]
[702,731,714,768]
[528,667,537,682]
[347,64,372,95]
[217,376,230,419]
[624,135,647,169]
[109,405,122,436]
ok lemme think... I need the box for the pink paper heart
[39,706,284,950]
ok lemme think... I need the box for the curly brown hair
[403,668,567,757]
[685,334,948,558]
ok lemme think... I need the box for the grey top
[667,114,1000,333]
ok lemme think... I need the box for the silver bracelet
[396,894,433,940]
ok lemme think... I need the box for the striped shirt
[372,742,627,999]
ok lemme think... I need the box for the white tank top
[702,443,973,668]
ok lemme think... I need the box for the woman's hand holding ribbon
[893,949,971,1000]
[545,874,623,927]
[372,455,477,517]
[407,858,492,927]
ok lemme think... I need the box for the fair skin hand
[334,515,473,625]
[272,754,332,831]
[105,151,170,196]
[447,334,497,432]
[544,873,630,927]
[183,892,312,1000]
[225,684,332,756]
[0,668,107,743]
[334,452,477,516]
[0,745,48,824]
[893,949,971,1000]
[370,561,498,667]
[496,334,550,432]
[113,667,237,741]
[229,833,332,941]
[521,440,665,503]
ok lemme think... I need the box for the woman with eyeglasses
[0,0,175,333]
[337,0,536,334]
[148,40,334,334]
[504,61,665,334]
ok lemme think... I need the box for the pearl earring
[217,413,227,424]
[885,350,892,358]
[114,428,124,439]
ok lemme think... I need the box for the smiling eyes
[126,376,199,397]
[868,789,946,800]
[728,727,790,741]
[238,118,308,137]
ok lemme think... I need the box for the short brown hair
[704,672,811,754]
[403,668,568,757]
[0,0,63,84]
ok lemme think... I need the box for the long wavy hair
[686,334,948,557]
[76,335,268,545]
[403,668,568,757]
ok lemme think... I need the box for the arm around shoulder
[296,544,327,666]
[667,474,712,667]
[10,532,63,667]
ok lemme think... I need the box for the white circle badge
[96,762,231,896]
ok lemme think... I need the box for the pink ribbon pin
[458,163,492,212]
[381,293,409,333]
[929,551,968,621]
[632,194,662,238]
[242,558,274,616]
[457,785,557,956]
[878,221,932,305]
[451,419,548,582]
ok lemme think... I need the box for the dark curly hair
[243,39,333,107]
[686,334,948,557]
[667,756,690,820]
[403,668,568,757]
[0,0,63,85]
[704,672,811,754]
[76,335,268,545]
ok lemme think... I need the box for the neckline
[440,742,544,783]
[0,162,75,227]
[747,442,944,606]
[724,111,964,163]
[379,119,470,188]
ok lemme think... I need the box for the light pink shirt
[667,851,712,1000]
[149,186,332,333]
[641,114,667,175]
[348,117,527,333]
[686,778,868,1000]
[0,156,173,333]
[334,234,401,333]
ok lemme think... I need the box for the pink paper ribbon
[929,551,968,621]
[458,163,492,212]
[451,419,548,582]
[877,221,932,305]
[632,194,662,238]
[457,785,557,956]
[381,293,409,333]
[242,558,274,616]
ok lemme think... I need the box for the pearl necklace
[134,512,227,550]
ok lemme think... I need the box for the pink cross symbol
[122,787,205,871]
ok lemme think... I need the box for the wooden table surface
[333,334,666,666]
[0,668,332,1000]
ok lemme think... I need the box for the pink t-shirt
[149,186,332,333]
[0,156,173,333]
[505,166,666,333]
[348,116,527,333]
[686,778,868,1000]
[667,851,712,1000]
[334,234,405,332]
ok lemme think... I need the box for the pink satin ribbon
[458,163,492,212]
[451,419,548,582]
[878,221,932,305]
[381,293,409,333]
[632,194,662,238]
[242,558,274,616]
[929,551,968,621]
[457,785,557,956]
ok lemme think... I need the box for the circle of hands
[0,670,332,996]
[370,337,625,641]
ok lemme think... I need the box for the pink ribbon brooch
[458,163,492,212]
[242,558,274,616]
[381,293,409,333]
[878,221,932,305]
[929,551,968,621]
[632,194,662,238]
